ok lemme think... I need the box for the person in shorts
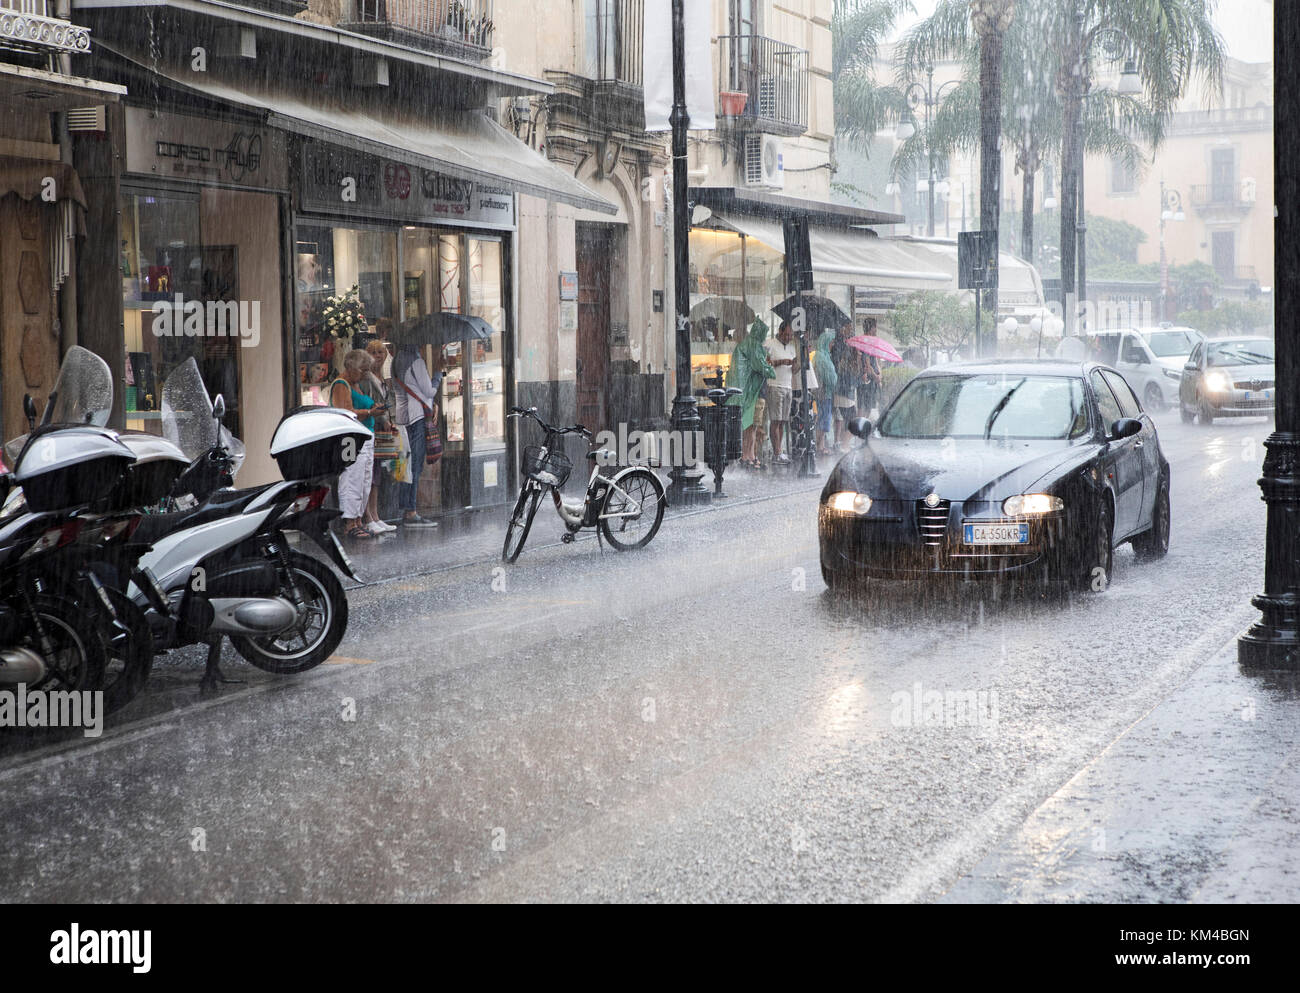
[764,321,798,464]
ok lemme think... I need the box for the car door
[1117,332,1155,400]
[1102,369,1156,529]
[1090,370,1143,539]
[1181,342,1204,408]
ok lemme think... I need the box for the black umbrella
[690,296,756,329]
[393,312,494,346]
[771,294,851,335]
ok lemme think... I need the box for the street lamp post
[1158,182,1185,322]
[897,65,961,239]
[1239,7,1300,671]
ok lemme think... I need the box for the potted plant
[719,90,748,116]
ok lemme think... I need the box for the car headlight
[1002,493,1064,516]
[1204,371,1231,393]
[827,491,872,515]
[1163,368,1182,381]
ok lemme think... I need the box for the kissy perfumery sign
[300,142,515,229]
[125,107,287,189]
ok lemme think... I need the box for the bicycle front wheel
[503,483,544,563]
[599,470,665,551]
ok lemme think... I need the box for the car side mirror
[847,416,874,439]
[212,394,226,421]
[1110,417,1143,440]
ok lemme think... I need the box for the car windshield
[1208,339,1274,366]
[1144,330,1198,357]
[880,374,1089,440]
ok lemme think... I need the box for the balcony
[546,0,645,133]
[1189,183,1255,218]
[342,0,494,61]
[0,0,91,55]
[716,33,808,137]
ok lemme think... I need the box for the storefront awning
[0,61,125,112]
[708,213,953,292]
[97,44,616,214]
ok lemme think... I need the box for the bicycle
[502,406,667,563]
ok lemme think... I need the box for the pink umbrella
[846,335,903,363]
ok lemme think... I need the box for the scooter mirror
[212,394,226,421]
[22,394,37,430]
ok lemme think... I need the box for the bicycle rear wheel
[503,483,544,562]
[599,470,665,551]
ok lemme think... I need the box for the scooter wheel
[231,552,348,674]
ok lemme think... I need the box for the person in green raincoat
[727,317,776,467]
[813,328,839,455]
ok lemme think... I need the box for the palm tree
[1053,0,1224,334]
[832,1,915,149]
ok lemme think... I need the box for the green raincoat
[813,329,838,397]
[727,318,777,430]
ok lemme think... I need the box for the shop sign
[125,106,287,189]
[301,142,516,229]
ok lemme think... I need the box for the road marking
[325,656,375,666]
[0,723,178,784]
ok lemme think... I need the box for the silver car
[1178,335,1276,424]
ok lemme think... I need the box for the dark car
[818,360,1171,593]
[1178,335,1276,425]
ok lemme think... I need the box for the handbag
[390,424,412,482]
[395,375,444,466]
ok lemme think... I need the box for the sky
[892,0,1273,64]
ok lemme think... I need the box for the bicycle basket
[523,445,572,487]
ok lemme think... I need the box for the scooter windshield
[44,345,113,427]
[161,357,245,482]
[161,357,218,461]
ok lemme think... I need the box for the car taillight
[279,487,328,521]
[101,515,142,543]
[21,520,83,560]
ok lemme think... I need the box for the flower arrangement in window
[321,285,368,342]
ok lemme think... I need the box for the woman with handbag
[360,338,397,535]
[391,343,446,528]
[331,349,378,542]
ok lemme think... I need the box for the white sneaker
[375,520,397,533]
[366,521,387,535]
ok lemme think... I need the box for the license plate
[963,522,1030,545]
[1245,390,1271,401]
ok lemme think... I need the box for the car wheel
[1198,394,1215,426]
[821,559,854,593]
[1143,383,1164,411]
[1075,498,1114,593]
[1132,477,1171,561]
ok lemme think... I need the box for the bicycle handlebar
[508,406,593,440]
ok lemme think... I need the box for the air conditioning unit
[743,134,784,190]
[757,74,777,118]
[67,106,106,132]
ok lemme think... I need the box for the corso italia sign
[300,142,515,229]
[125,107,287,189]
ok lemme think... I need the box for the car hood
[825,436,1096,504]
[1207,362,1276,381]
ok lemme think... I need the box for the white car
[1057,328,1195,411]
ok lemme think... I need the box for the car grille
[1234,379,1274,390]
[916,499,950,546]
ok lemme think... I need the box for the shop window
[1109,157,1136,195]
[120,190,243,436]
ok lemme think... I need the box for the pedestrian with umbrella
[727,317,777,470]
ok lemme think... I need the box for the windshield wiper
[984,379,1027,439]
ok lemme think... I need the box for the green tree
[890,291,977,353]
[1176,300,1274,335]
[832,1,915,149]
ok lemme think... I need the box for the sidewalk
[942,631,1300,903]
[330,463,826,587]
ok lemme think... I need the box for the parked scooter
[114,358,370,692]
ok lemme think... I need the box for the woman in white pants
[330,349,377,541]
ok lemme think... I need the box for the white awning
[711,213,953,291]
[99,43,616,214]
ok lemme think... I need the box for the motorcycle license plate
[963,522,1029,545]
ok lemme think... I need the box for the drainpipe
[55,0,78,354]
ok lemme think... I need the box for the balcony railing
[587,0,642,87]
[1190,183,1255,212]
[0,0,91,55]
[716,33,808,137]
[344,0,494,60]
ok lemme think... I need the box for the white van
[1059,328,1191,410]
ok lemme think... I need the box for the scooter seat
[134,483,279,545]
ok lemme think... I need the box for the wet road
[0,410,1279,902]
